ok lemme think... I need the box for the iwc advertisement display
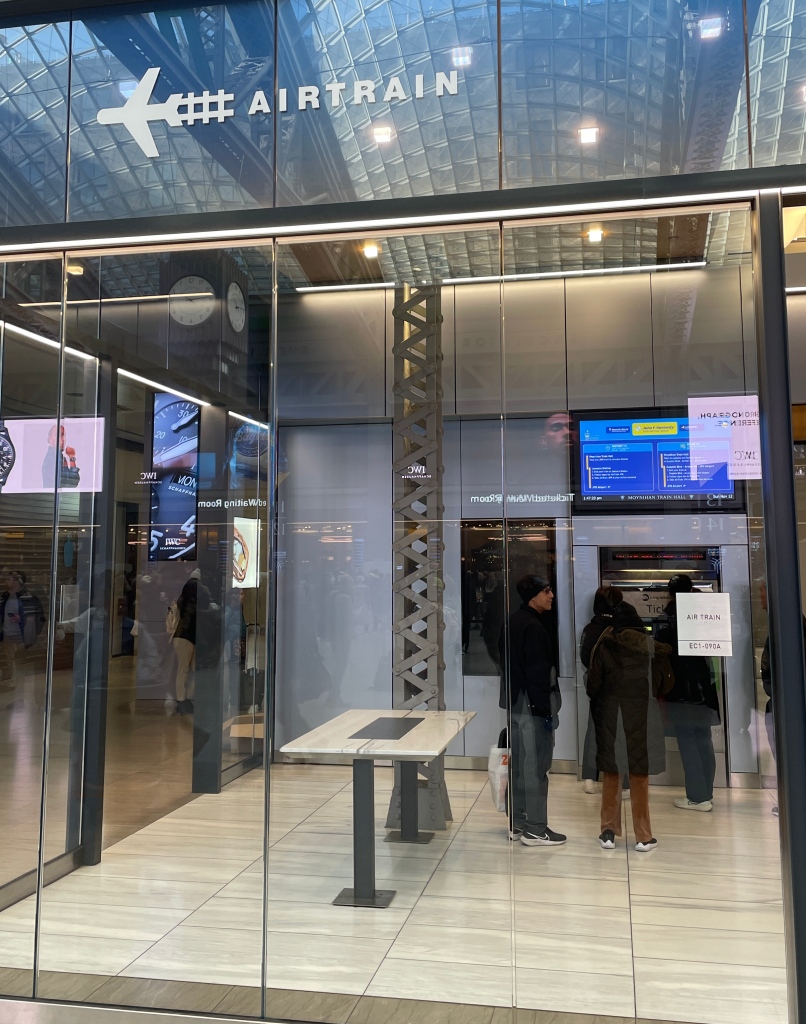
[149,393,200,561]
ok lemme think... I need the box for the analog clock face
[168,275,216,327]
[227,281,246,333]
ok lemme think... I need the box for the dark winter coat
[587,625,673,776]
[761,615,806,714]
[656,608,720,724]
[580,613,615,669]
[499,604,560,717]
[174,578,212,644]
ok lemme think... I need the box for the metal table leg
[334,758,395,908]
[385,759,434,844]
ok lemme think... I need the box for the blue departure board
[577,417,734,503]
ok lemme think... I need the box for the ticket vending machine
[572,515,759,787]
[596,545,726,787]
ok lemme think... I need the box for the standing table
[279,709,475,908]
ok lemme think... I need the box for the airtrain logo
[97,66,461,159]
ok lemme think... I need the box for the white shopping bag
[488,744,509,813]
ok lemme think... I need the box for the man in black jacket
[500,574,566,847]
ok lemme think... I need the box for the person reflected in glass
[579,585,623,794]
[0,571,46,701]
[759,581,806,817]
[655,574,720,812]
[588,601,673,852]
[172,567,211,716]
[500,574,566,847]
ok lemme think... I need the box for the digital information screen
[577,416,735,507]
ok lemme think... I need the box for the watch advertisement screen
[149,393,199,561]
[232,516,259,589]
[0,417,105,493]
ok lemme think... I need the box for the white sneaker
[674,798,712,812]
[635,838,658,852]
[583,779,596,794]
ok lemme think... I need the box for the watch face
[0,435,15,477]
[169,275,216,327]
[227,281,246,333]
[149,397,199,561]
[152,400,200,472]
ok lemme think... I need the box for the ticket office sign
[676,592,732,656]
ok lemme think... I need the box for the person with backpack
[588,600,673,852]
[656,574,721,812]
[579,585,623,793]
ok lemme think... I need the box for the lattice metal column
[386,284,452,832]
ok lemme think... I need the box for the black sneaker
[509,826,524,841]
[635,837,658,852]
[520,827,567,847]
[177,699,194,715]
[599,829,616,850]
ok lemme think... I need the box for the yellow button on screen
[632,421,678,436]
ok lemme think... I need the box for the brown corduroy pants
[600,771,653,843]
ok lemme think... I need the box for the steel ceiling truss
[386,283,451,832]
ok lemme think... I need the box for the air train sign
[97,67,462,159]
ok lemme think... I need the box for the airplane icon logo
[97,68,235,158]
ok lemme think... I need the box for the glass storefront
[0,195,799,1024]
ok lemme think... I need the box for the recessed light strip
[295,281,395,293]
[2,321,96,361]
[229,411,270,430]
[18,292,213,309]
[117,367,210,406]
[0,190,764,258]
[443,261,707,284]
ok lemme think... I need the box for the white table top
[279,709,476,761]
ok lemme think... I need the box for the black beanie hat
[668,573,694,595]
[516,574,551,604]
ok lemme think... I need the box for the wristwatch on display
[0,422,16,492]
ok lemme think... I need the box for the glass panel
[501,0,751,189]
[67,3,274,222]
[503,208,786,1022]
[276,0,499,205]
[747,0,806,169]
[0,258,63,995]
[34,245,272,1013]
[0,23,70,228]
[270,229,512,1021]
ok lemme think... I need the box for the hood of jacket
[604,626,664,663]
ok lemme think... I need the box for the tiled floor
[0,763,787,1024]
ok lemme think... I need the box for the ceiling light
[373,126,393,144]
[587,228,604,243]
[443,261,707,284]
[451,46,473,67]
[363,243,380,259]
[229,411,270,430]
[699,17,723,38]
[66,263,84,276]
[2,321,96,361]
[117,367,210,406]
[578,126,599,144]
[296,282,395,293]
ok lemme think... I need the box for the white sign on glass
[688,396,761,480]
[676,592,732,656]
